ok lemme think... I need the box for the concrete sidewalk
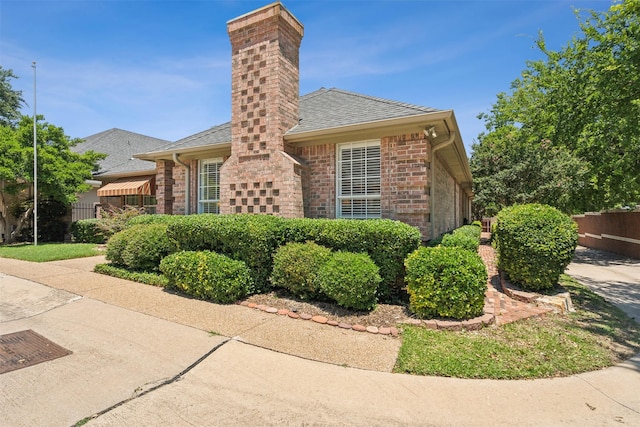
[1,253,640,426]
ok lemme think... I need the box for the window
[123,195,139,207]
[143,195,157,214]
[336,140,381,218]
[199,158,223,214]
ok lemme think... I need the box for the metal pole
[32,61,37,246]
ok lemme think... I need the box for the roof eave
[284,110,452,144]
[134,142,232,161]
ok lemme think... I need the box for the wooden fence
[572,210,640,259]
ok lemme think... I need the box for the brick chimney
[220,2,306,217]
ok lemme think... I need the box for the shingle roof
[154,88,441,153]
[288,88,441,134]
[73,128,171,176]
[167,122,232,151]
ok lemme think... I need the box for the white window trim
[335,140,381,219]
[198,158,223,214]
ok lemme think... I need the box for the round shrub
[160,251,253,303]
[105,226,137,266]
[494,204,578,291]
[121,223,175,271]
[270,241,332,300]
[316,251,381,311]
[405,246,487,320]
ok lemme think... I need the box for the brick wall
[381,133,432,239]
[433,154,457,237]
[155,160,174,214]
[295,143,335,218]
[220,3,306,218]
[573,211,640,259]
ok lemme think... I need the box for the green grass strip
[0,243,100,262]
[395,275,640,379]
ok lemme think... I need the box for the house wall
[433,153,458,237]
[381,133,432,239]
[296,144,336,218]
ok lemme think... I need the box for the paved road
[0,251,639,426]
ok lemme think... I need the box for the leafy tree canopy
[0,66,25,128]
[472,0,640,215]
[0,116,105,242]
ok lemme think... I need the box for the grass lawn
[394,274,640,379]
[0,243,101,262]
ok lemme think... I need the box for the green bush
[167,214,285,292]
[160,251,253,303]
[121,223,175,271]
[405,246,487,320]
[166,214,420,300]
[126,214,179,227]
[70,219,106,244]
[316,251,381,311]
[472,220,482,228]
[106,223,174,271]
[105,226,135,266]
[283,218,421,301]
[270,241,332,300]
[441,225,481,252]
[494,204,578,291]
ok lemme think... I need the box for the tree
[472,0,640,214]
[0,116,105,243]
[0,67,25,127]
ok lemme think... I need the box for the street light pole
[32,61,38,246]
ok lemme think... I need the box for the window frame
[335,140,381,219]
[198,158,223,214]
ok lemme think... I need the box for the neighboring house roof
[73,128,171,178]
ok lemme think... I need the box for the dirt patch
[243,291,415,327]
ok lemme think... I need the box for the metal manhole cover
[0,329,72,374]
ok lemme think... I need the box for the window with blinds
[199,158,223,214]
[336,140,381,218]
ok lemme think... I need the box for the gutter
[173,153,191,215]
[430,130,456,241]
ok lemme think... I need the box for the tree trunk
[8,207,33,244]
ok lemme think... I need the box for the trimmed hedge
[440,225,481,252]
[270,241,332,300]
[494,204,578,291]
[405,246,487,320]
[167,214,285,292]
[283,218,421,300]
[160,250,253,303]
[70,219,106,244]
[106,223,175,271]
[316,251,381,311]
[94,263,168,287]
[164,214,420,301]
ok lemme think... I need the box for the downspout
[173,153,190,215]
[430,130,456,241]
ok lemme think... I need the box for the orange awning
[97,177,153,197]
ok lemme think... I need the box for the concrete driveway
[566,246,640,321]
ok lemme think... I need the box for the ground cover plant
[395,275,640,379]
[0,243,100,262]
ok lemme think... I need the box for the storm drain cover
[0,330,72,374]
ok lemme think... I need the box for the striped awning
[97,177,153,197]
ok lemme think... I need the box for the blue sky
[1,0,612,155]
